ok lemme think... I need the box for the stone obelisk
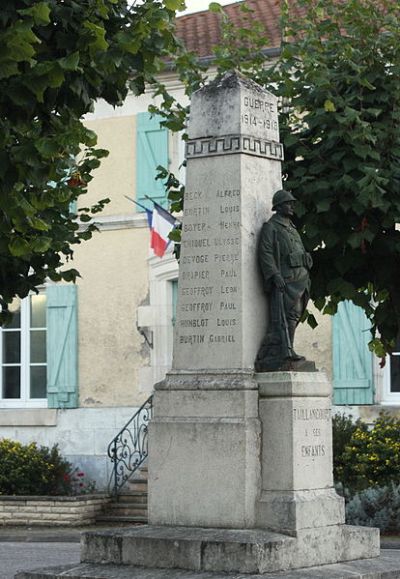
[148,72,283,528]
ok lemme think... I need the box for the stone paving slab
[15,551,400,579]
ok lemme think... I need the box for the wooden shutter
[333,301,374,405]
[136,112,169,210]
[46,285,78,408]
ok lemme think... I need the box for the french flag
[147,203,177,257]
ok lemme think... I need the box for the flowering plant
[0,439,95,496]
[334,413,400,496]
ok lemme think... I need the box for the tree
[0,0,184,322]
[153,0,400,356]
[274,0,400,356]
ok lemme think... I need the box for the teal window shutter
[136,112,169,211]
[46,285,78,408]
[333,301,374,405]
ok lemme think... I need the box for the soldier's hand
[273,274,286,290]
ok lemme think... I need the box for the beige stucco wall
[73,226,150,408]
[295,304,333,380]
[83,116,138,217]
[69,113,153,408]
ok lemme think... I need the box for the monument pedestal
[148,370,261,528]
[89,369,375,575]
[256,372,345,534]
[81,372,380,574]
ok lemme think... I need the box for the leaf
[62,269,80,282]
[209,2,222,13]
[324,100,336,112]
[169,228,181,242]
[9,237,30,257]
[19,2,51,26]
[28,216,50,232]
[306,313,318,329]
[164,0,186,10]
[83,21,109,52]
[35,138,60,158]
[31,237,52,253]
[316,198,331,213]
[59,52,80,71]
[0,61,19,80]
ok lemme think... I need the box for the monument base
[81,524,379,575]
[17,552,400,579]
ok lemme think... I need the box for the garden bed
[0,493,110,526]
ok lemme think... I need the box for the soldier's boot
[288,322,305,361]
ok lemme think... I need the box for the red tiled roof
[175,0,292,58]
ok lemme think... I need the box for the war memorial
[20,72,400,578]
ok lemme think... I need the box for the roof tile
[175,0,294,58]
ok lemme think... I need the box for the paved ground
[0,542,80,579]
[0,525,101,579]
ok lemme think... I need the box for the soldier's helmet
[272,189,296,210]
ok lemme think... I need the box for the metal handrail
[107,395,153,496]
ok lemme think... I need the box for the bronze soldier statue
[255,189,313,372]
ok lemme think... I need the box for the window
[382,337,400,404]
[0,293,47,407]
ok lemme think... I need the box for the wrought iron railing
[107,395,153,496]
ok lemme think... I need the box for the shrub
[346,484,400,533]
[332,413,367,493]
[333,412,400,496]
[0,439,95,496]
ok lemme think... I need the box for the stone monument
[79,72,388,577]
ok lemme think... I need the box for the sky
[180,0,238,15]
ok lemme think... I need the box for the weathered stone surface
[81,525,379,575]
[256,372,345,534]
[148,385,261,528]
[149,70,283,531]
[173,71,282,372]
[15,551,400,579]
[257,488,345,534]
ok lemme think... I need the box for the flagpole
[124,195,149,213]
[144,195,182,224]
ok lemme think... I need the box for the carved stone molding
[186,134,284,161]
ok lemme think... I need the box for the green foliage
[346,483,400,533]
[333,413,400,495]
[0,438,94,496]
[332,412,368,492]
[150,0,400,356]
[0,0,182,321]
[272,0,400,355]
[333,414,400,531]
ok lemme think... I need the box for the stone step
[95,515,147,524]
[104,505,148,517]
[14,551,400,579]
[97,489,148,524]
[124,480,148,492]
[81,524,379,575]
[115,492,148,505]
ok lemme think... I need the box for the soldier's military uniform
[255,189,312,370]
[258,212,312,333]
